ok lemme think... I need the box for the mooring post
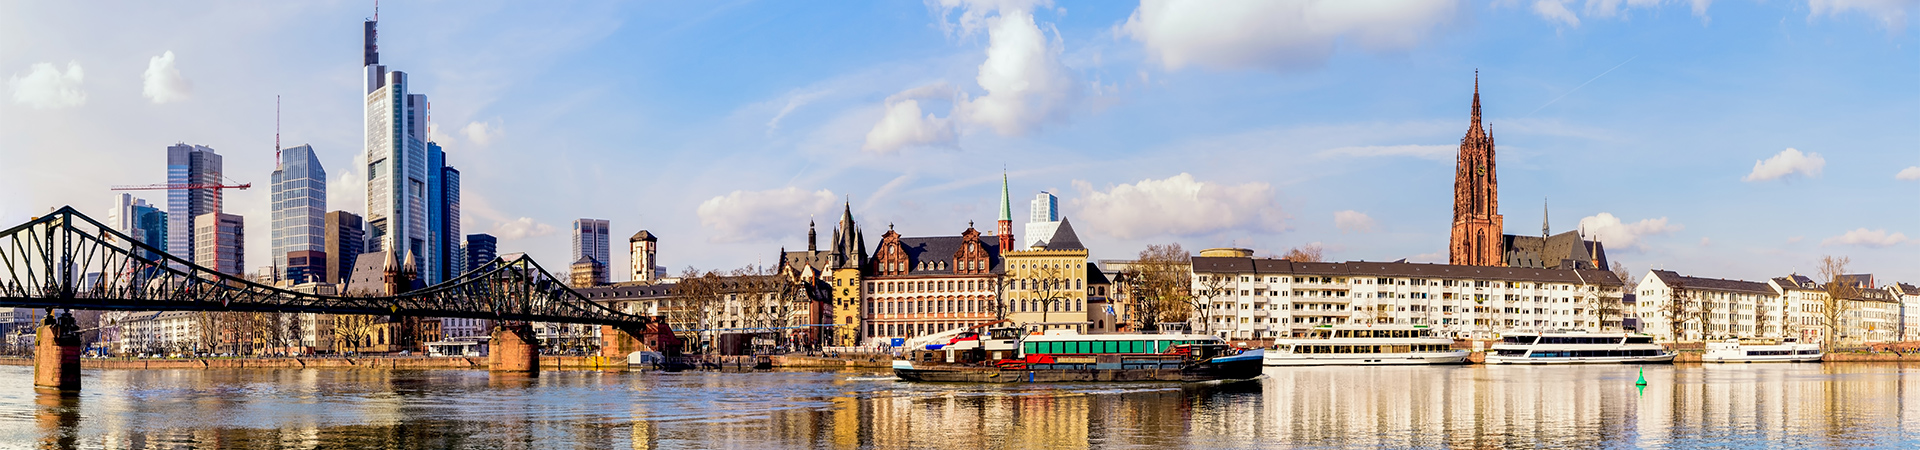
[34,309,82,392]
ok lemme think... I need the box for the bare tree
[1818,255,1858,348]
[1193,273,1236,336]
[1662,281,1705,342]
[1124,243,1193,332]
[1282,244,1325,262]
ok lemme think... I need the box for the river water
[1,363,1918,449]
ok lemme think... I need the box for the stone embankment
[0,355,631,370]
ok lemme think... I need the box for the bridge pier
[34,310,82,392]
[600,325,644,360]
[489,323,540,374]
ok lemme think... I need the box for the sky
[1,0,1915,284]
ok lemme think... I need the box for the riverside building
[271,144,327,284]
[1189,252,1626,341]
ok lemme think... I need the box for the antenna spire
[275,95,281,166]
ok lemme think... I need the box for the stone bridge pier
[34,309,82,392]
[489,323,540,374]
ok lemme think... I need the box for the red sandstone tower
[1450,73,1504,267]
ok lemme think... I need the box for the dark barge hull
[894,358,1263,383]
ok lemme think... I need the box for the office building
[109,193,166,260]
[324,211,365,285]
[362,16,432,275]
[1024,191,1060,249]
[573,219,610,285]
[166,144,222,263]
[194,213,244,275]
[271,144,328,284]
[426,142,461,282]
[464,234,497,272]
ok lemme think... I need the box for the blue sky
[1,0,1915,283]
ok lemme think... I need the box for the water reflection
[0,364,1917,448]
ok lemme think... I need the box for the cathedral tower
[1450,73,1504,266]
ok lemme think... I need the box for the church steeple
[1449,71,1505,267]
[1542,198,1550,239]
[997,171,1014,252]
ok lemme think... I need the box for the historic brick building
[1448,74,1607,270]
[862,223,1005,343]
[779,202,867,347]
[1450,74,1504,267]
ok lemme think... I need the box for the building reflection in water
[7,365,1920,448]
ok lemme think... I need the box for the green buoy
[1636,367,1648,386]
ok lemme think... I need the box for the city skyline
[1,1,1914,283]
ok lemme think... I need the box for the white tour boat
[1486,330,1675,364]
[1702,338,1822,363]
[1264,325,1469,366]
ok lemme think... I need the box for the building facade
[862,224,1004,344]
[426,142,461,282]
[271,144,328,284]
[1189,257,1626,341]
[194,213,244,275]
[166,143,222,263]
[362,17,434,276]
[109,193,166,261]
[629,230,658,284]
[1002,218,1090,333]
[464,233,498,272]
[573,218,610,285]
[1631,270,1780,342]
[1024,191,1060,249]
[323,211,364,285]
[1448,76,1503,267]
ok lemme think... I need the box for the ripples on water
[1,363,1918,449]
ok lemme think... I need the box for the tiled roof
[1191,257,1625,286]
[891,235,1004,276]
[629,230,657,242]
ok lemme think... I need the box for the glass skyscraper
[165,144,222,263]
[427,142,461,283]
[271,144,327,285]
[363,17,431,273]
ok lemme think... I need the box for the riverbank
[0,353,896,370]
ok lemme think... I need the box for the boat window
[1625,336,1653,344]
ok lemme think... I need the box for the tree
[1817,255,1857,348]
[1192,272,1237,336]
[1123,243,1193,332]
[1282,244,1325,262]
[1662,281,1705,342]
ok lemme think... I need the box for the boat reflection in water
[3,363,1919,448]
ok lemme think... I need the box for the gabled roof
[1647,270,1774,295]
[1037,217,1085,251]
[1086,262,1111,285]
[890,235,1003,276]
[629,230,657,242]
[576,282,679,300]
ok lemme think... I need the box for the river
[2,363,1918,448]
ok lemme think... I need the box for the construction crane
[110,182,251,191]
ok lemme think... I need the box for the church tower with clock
[1450,73,1505,266]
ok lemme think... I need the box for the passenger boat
[891,327,1264,383]
[1264,325,1469,366]
[1702,338,1822,363]
[1485,330,1675,364]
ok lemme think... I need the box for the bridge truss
[0,206,653,328]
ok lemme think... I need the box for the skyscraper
[426,142,461,283]
[572,219,610,285]
[272,144,327,285]
[166,144,222,263]
[363,17,432,275]
[109,194,166,259]
[464,234,497,273]
[1024,191,1060,249]
[195,213,244,275]
[324,211,365,285]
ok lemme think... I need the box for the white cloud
[1532,1,1583,27]
[962,8,1081,136]
[1822,228,1910,248]
[863,84,960,153]
[864,2,1082,153]
[1810,0,1917,32]
[492,217,557,240]
[696,187,838,243]
[461,120,504,146]
[1122,0,1460,71]
[1897,166,1920,180]
[1577,213,1683,251]
[1743,148,1825,182]
[1334,210,1376,233]
[931,0,1050,37]
[767,89,831,134]
[7,61,86,109]
[1070,173,1286,239]
[141,51,191,104]
[1317,144,1454,160]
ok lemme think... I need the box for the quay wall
[0,355,632,370]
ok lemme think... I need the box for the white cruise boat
[1702,338,1822,363]
[1264,325,1469,366]
[1486,330,1675,364]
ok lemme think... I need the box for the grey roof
[781,250,832,273]
[1648,270,1775,295]
[1036,217,1085,251]
[1502,231,1607,270]
[1086,262,1111,285]
[889,235,1004,276]
[1191,257,1625,286]
[344,251,390,295]
[629,230,657,242]
[575,282,679,300]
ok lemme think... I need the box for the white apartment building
[1190,255,1626,341]
[1891,283,1920,341]
[1768,275,1901,345]
[1632,270,1781,342]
